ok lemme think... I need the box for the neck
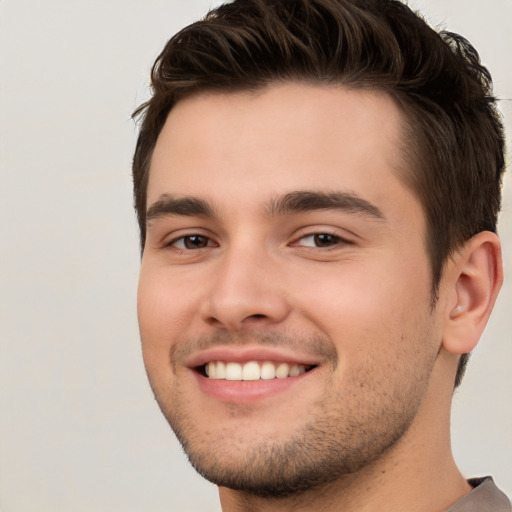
[219,452,470,512]
[219,354,471,512]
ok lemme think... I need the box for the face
[138,83,443,497]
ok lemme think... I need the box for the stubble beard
[169,396,418,499]
[149,331,437,500]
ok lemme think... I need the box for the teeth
[260,361,276,380]
[242,361,260,381]
[216,361,226,379]
[204,361,308,380]
[207,361,226,379]
[275,363,289,379]
[289,364,301,377]
[225,362,243,381]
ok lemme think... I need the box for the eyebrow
[266,191,385,220]
[145,190,385,224]
[146,194,215,223]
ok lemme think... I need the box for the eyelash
[292,232,351,249]
[166,231,351,251]
[167,234,217,250]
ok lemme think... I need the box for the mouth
[199,360,317,380]
[185,346,323,402]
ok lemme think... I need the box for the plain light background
[0,1,510,511]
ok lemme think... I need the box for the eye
[295,233,347,248]
[170,234,215,250]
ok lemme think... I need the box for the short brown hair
[132,0,506,387]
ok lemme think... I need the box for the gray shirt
[447,477,511,511]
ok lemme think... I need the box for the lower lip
[193,370,312,403]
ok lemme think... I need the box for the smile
[203,361,314,380]
[189,349,322,402]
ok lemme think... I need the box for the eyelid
[290,228,354,249]
[172,235,215,250]
[162,229,218,250]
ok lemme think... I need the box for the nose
[200,245,291,331]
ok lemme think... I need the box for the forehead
[148,83,418,224]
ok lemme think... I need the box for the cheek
[137,266,191,378]
[137,273,168,344]
[137,264,199,338]
[295,264,438,404]
[290,257,432,355]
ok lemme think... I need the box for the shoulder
[447,477,511,512]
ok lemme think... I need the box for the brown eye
[171,235,213,249]
[312,234,340,247]
[297,233,344,248]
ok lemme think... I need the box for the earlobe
[442,231,503,355]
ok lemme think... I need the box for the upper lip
[184,345,323,369]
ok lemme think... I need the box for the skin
[137,83,502,511]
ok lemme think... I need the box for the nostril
[201,291,291,329]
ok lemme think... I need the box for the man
[132,0,510,510]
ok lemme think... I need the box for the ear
[441,231,503,355]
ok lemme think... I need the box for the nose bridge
[202,236,290,329]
